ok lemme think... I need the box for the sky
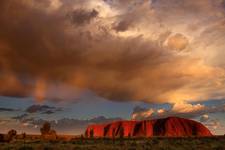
[0,0,225,135]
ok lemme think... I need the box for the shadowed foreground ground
[0,137,224,150]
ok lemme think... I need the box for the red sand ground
[85,117,212,138]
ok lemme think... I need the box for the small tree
[7,129,17,141]
[40,122,57,140]
[49,129,56,135]
[49,129,57,140]
[40,122,51,135]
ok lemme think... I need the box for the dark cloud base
[0,0,225,104]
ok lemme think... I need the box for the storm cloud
[0,0,225,104]
[0,107,17,112]
[25,104,62,113]
[69,9,99,26]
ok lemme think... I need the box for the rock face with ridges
[85,117,212,137]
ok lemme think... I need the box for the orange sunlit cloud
[0,0,225,105]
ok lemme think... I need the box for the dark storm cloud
[69,9,98,26]
[0,0,225,104]
[0,1,68,77]
[41,110,55,114]
[113,19,132,32]
[0,0,84,99]
[0,0,177,102]
[108,0,149,32]
[0,107,16,112]
[25,105,62,113]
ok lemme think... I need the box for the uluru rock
[85,117,212,138]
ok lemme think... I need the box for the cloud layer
[9,114,121,135]
[131,102,225,120]
[0,0,225,104]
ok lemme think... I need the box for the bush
[6,129,17,142]
[40,122,57,140]
[40,122,51,135]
